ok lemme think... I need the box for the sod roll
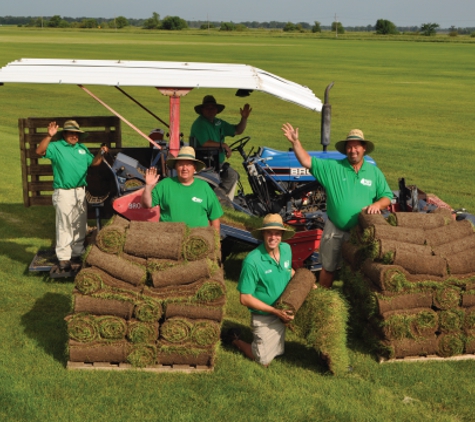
[379,308,438,340]
[462,286,475,307]
[75,266,142,295]
[432,234,475,258]
[465,335,475,354]
[127,320,159,343]
[65,313,99,343]
[68,340,129,363]
[182,226,218,261]
[437,332,465,357]
[96,214,129,254]
[391,212,450,230]
[432,286,461,310]
[165,303,224,321]
[160,317,193,343]
[341,241,366,269]
[96,315,127,340]
[445,249,475,275]
[424,219,474,247]
[73,292,135,319]
[157,342,214,366]
[438,308,465,334]
[372,239,433,264]
[275,268,315,314]
[293,288,349,376]
[364,224,425,245]
[127,344,157,367]
[151,259,211,288]
[463,306,475,336]
[376,291,433,315]
[357,212,389,229]
[393,249,447,278]
[361,259,409,293]
[124,221,186,260]
[381,335,438,359]
[191,320,221,347]
[85,246,147,286]
[134,297,163,322]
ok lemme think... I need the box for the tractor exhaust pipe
[320,82,334,152]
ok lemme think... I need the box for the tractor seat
[189,137,220,172]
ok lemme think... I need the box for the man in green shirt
[190,95,252,200]
[225,214,295,367]
[282,123,392,288]
[141,146,223,231]
[36,120,108,271]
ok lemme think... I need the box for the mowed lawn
[0,27,474,422]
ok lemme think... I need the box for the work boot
[58,260,71,272]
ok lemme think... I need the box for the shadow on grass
[20,292,71,365]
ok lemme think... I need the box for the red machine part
[285,228,322,269]
[112,188,160,222]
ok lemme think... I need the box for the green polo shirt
[44,140,94,189]
[151,176,223,228]
[311,157,393,231]
[190,115,236,163]
[237,242,293,315]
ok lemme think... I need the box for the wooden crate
[379,353,475,363]
[19,116,121,207]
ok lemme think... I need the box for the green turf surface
[1,27,474,421]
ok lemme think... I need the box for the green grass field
[1,27,475,422]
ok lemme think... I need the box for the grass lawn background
[0,27,474,421]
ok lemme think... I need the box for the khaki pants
[251,314,286,366]
[52,187,87,261]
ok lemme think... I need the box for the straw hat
[251,214,295,241]
[194,95,225,115]
[60,120,88,140]
[335,129,374,155]
[166,146,206,172]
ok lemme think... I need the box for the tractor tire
[214,186,234,209]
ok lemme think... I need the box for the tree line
[1,14,474,35]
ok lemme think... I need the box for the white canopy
[0,58,322,112]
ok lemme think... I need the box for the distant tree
[283,22,296,32]
[143,12,160,29]
[331,21,345,34]
[81,18,98,28]
[420,22,439,36]
[200,23,215,29]
[47,15,62,28]
[448,25,458,37]
[220,22,236,31]
[375,19,399,35]
[161,16,188,30]
[58,19,71,28]
[235,24,247,31]
[112,16,129,29]
[312,21,322,33]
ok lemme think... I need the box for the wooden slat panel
[29,181,54,191]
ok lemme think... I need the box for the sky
[2,0,475,27]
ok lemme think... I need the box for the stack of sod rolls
[66,215,225,368]
[341,209,475,360]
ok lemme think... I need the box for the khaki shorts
[251,314,286,366]
[320,218,350,272]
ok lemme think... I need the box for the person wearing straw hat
[141,146,223,231]
[36,120,108,272]
[281,123,392,288]
[190,95,252,200]
[223,214,296,366]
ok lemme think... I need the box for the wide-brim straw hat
[166,146,206,172]
[335,129,374,155]
[194,95,225,115]
[60,120,88,140]
[251,214,295,241]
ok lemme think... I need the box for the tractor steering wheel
[229,136,251,152]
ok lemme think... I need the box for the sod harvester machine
[1,59,473,277]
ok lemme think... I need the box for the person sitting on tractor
[282,123,393,288]
[222,213,295,367]
[36,120,108,272]
[190,95,252,201]
[140,146,223,232]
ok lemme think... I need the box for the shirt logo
[360,178,372,187]
[192,197,203,203]
[284,261,290,269]
[214,121,222,127]
[78,149,86,155]
[265,269,272,274]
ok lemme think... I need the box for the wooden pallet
[379,353,475,363]
[67,361,213,373]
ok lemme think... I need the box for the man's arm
[91,145,109,167]
[240,293,294,323]
[36,121,58,156]
[210,218,220,233]
[363,196,391,214]
[234,103,252,135]
[281,123,312,169]
[141,167,160,209]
